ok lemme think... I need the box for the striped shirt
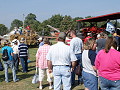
[46,42,77,65]
[18,43,28,57]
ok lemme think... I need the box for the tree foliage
[0,24,8,35]
[8,13,120,36]
[24,13,40,31]
[10,19,23,31]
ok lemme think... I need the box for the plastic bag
[32,74,39,84]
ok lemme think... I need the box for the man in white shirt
[47,32,77,90]
[70,30,83,85]
[12,41,19,72]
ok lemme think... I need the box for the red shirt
[84,36,92,43]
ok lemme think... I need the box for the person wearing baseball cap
[47,32,77,90]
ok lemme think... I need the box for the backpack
[2,49,9,61]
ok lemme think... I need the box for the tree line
[0,13,120,36]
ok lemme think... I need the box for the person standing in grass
[69,30,83,85]
[47,32,77,90]
[36,38,53,89]
[2,41,19,83]
[12,40,19,73]
[18,38,29,73]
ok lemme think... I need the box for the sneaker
[39,86,42,89]
[14,79,19,82]
[49,85,53,89]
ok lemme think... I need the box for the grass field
[0,48,84,90]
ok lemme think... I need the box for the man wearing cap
[11,36,20,46]
[2,41,19,83]
[12,41,19,72]
[38,37,44,47]
[18,38,29,73]
[47,32,77,90]
[69,30,83,85]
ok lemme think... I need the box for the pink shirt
[36,45,50,69]
[95,49,120,80]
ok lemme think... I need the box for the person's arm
[11,48,14,56]
[70,48,77,71]
[11,52,13,56]
[71,61,77,71]
[47,60,52,73]
[88,50,97,71]
[36,48,40,67]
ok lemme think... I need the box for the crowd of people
[1,37,29,83]
[35,30,120,90]
[0,29,120,90]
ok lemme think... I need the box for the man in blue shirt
[2,41,19,83]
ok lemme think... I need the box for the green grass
[0,48,84,90]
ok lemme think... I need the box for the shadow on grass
[17,73,34,80]
[28,66,36,71]
[71,80,84,90]
[0,72,5,82]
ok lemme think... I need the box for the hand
[48,69,52,73]
[71,68,74,72]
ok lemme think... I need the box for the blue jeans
[13,54,19,71]
[53,66,71,90]
[20,57,28,72]
[4,60,17,82]
[82,71,98,90]
[71,53,82,84]
[99,76,120,90]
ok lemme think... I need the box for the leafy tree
[0,24,8,35]
[49,14,63,28]
[24,13,40,31]
[72,17,84,30]
[60,15,73,32]
[10,19,23,30]
[38,20,51,36]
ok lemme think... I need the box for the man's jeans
[99,76,120,90]
[13,54,19,71]
[71,53,82,85]
[20,57,28,72]
[4,60,17,82]
[53,66,71,90]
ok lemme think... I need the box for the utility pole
[23,14,25,29]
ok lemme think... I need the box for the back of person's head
[100,32,105,38]
[15,36,18,39]
[83,38,95,50]
[58,32,66,41]
[70,30,76,36]
[20,38,25,43]
[105,36,117,53]
[4,41,9,46]
[43,38,50,44]
[13,40,18,45]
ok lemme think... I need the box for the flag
[106,22,115,33]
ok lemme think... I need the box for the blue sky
[0,0,120,28]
